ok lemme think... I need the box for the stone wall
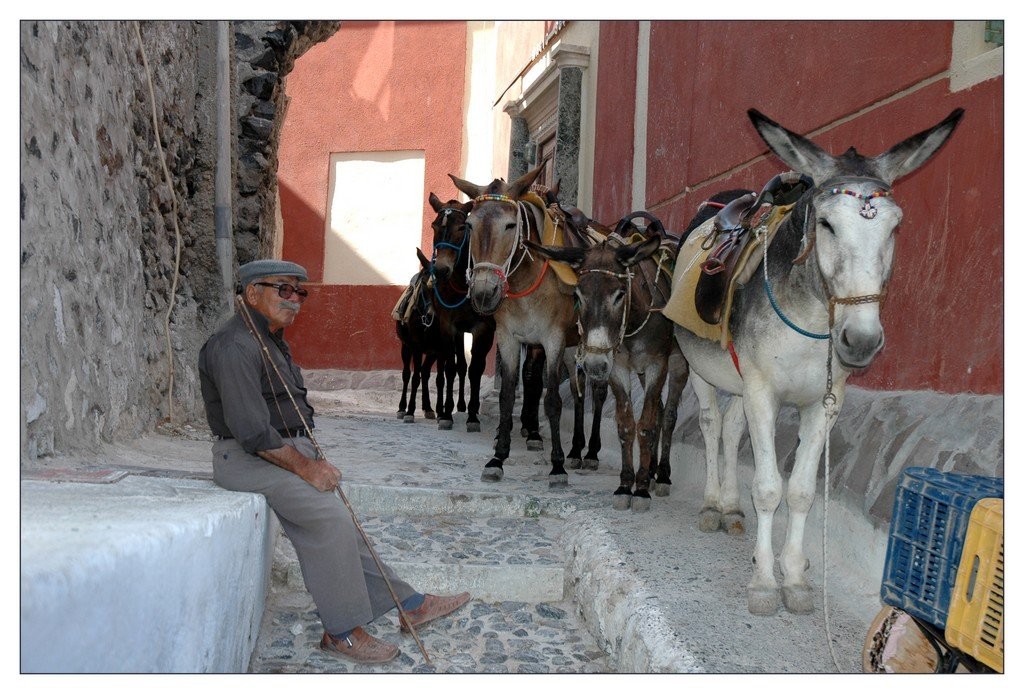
[19,20,338,461]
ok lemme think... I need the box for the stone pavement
[242,370,887,674]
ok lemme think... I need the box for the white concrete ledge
[21,476,277,673]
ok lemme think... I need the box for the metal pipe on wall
[215,20,234,311]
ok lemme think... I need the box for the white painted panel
[324,151,425,285]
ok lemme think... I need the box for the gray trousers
[212,436,416,635]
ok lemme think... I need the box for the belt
[215,427,311,441]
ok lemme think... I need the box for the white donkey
[669,107,963,615]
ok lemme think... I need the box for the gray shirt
[198,308,315,454]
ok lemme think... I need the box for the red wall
[277,21,468,370]
[595,20,1003,395]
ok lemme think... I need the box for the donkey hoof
[566,457,583,470]
[631,496,652,513]
[612,491,632,511]
[548,473,569,488]
[723,512,746,536]
[424,410,436,420]
[481,464,504,483]
[438,419,453,431]
[396,410,406,420]
[747,587,781,616]
[526,437,544,452]
[653,481,671,497]
[403,415,415,424]
[782,585,815,614]
[583,457,600,471]
[466,421,481,433]
[698,507,722,533]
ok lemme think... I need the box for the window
[323,151,426,285]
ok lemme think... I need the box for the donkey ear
[618,235,662,268]
[748,109,835,183]
[449,173,485,200]
[524,239,586,269]
[872,108,964,184]
[428,192,444,212]
[507,165,546,200]
[416,247,430,269]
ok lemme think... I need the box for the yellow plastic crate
[945,498,1004,672]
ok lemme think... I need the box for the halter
[761,178,891,336]
[466,194,549,301]
[759,178,892,398]
[430,206,471,309]
[573,268,634,364]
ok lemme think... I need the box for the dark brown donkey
[527,223,689,512]
[449,165,603,485]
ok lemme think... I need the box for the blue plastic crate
[880,467,1003,631]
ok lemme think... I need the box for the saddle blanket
[662,204,792,348]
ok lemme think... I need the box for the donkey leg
[421,354,436,420]
[520,345,545,449]
[405,350,423,423]
[692,376,724,531]
[720,395,747,535]
[780,394,842,614]
[565,365,586,469]
[482,337,519,482]
[632,361,669,513]
[456,339,468,412]
[438,351,456,431]
[398,342,412,419]
[608,371,635,510]
[542,339,568,487]
[653,347,687,496]
[465,323,493,433]
[743,379,784,616]
[584,378,608,470]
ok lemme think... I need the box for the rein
[467,194,550,301]
[233,296,432,664]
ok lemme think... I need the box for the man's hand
[258,445,341,491]
[303,458,342,492]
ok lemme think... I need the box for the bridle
[759,175,893,402]
[430,206,471,309]
[573,267,634,364]
[465,193,550,301]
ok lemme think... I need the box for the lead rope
[234,296,432,665]
[822,341,842,672]
[758,223,842,672]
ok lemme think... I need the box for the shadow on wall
[278,179,392,286]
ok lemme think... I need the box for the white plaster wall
[21,477,277,673]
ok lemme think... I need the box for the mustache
[280,300,302,312]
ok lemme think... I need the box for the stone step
[272,511,570,603]
[251,507,615,673]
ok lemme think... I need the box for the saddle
[694,172,812,325]
[391,272,424,323]
[606,211,679,306]
[662,171,812,348]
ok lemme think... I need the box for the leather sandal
[400,592,471,633]
[319,627,399,663]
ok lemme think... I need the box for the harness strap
[727,340,742,376]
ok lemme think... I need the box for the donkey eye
[504,222,516,233]
[611,289,625,305]
[819,218,835,235]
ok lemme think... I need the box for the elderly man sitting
[198,258,470,663]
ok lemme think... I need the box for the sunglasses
[255,282,309,302]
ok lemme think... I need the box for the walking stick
[234,296,432,664]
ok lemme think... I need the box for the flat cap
[238,259,308,288]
